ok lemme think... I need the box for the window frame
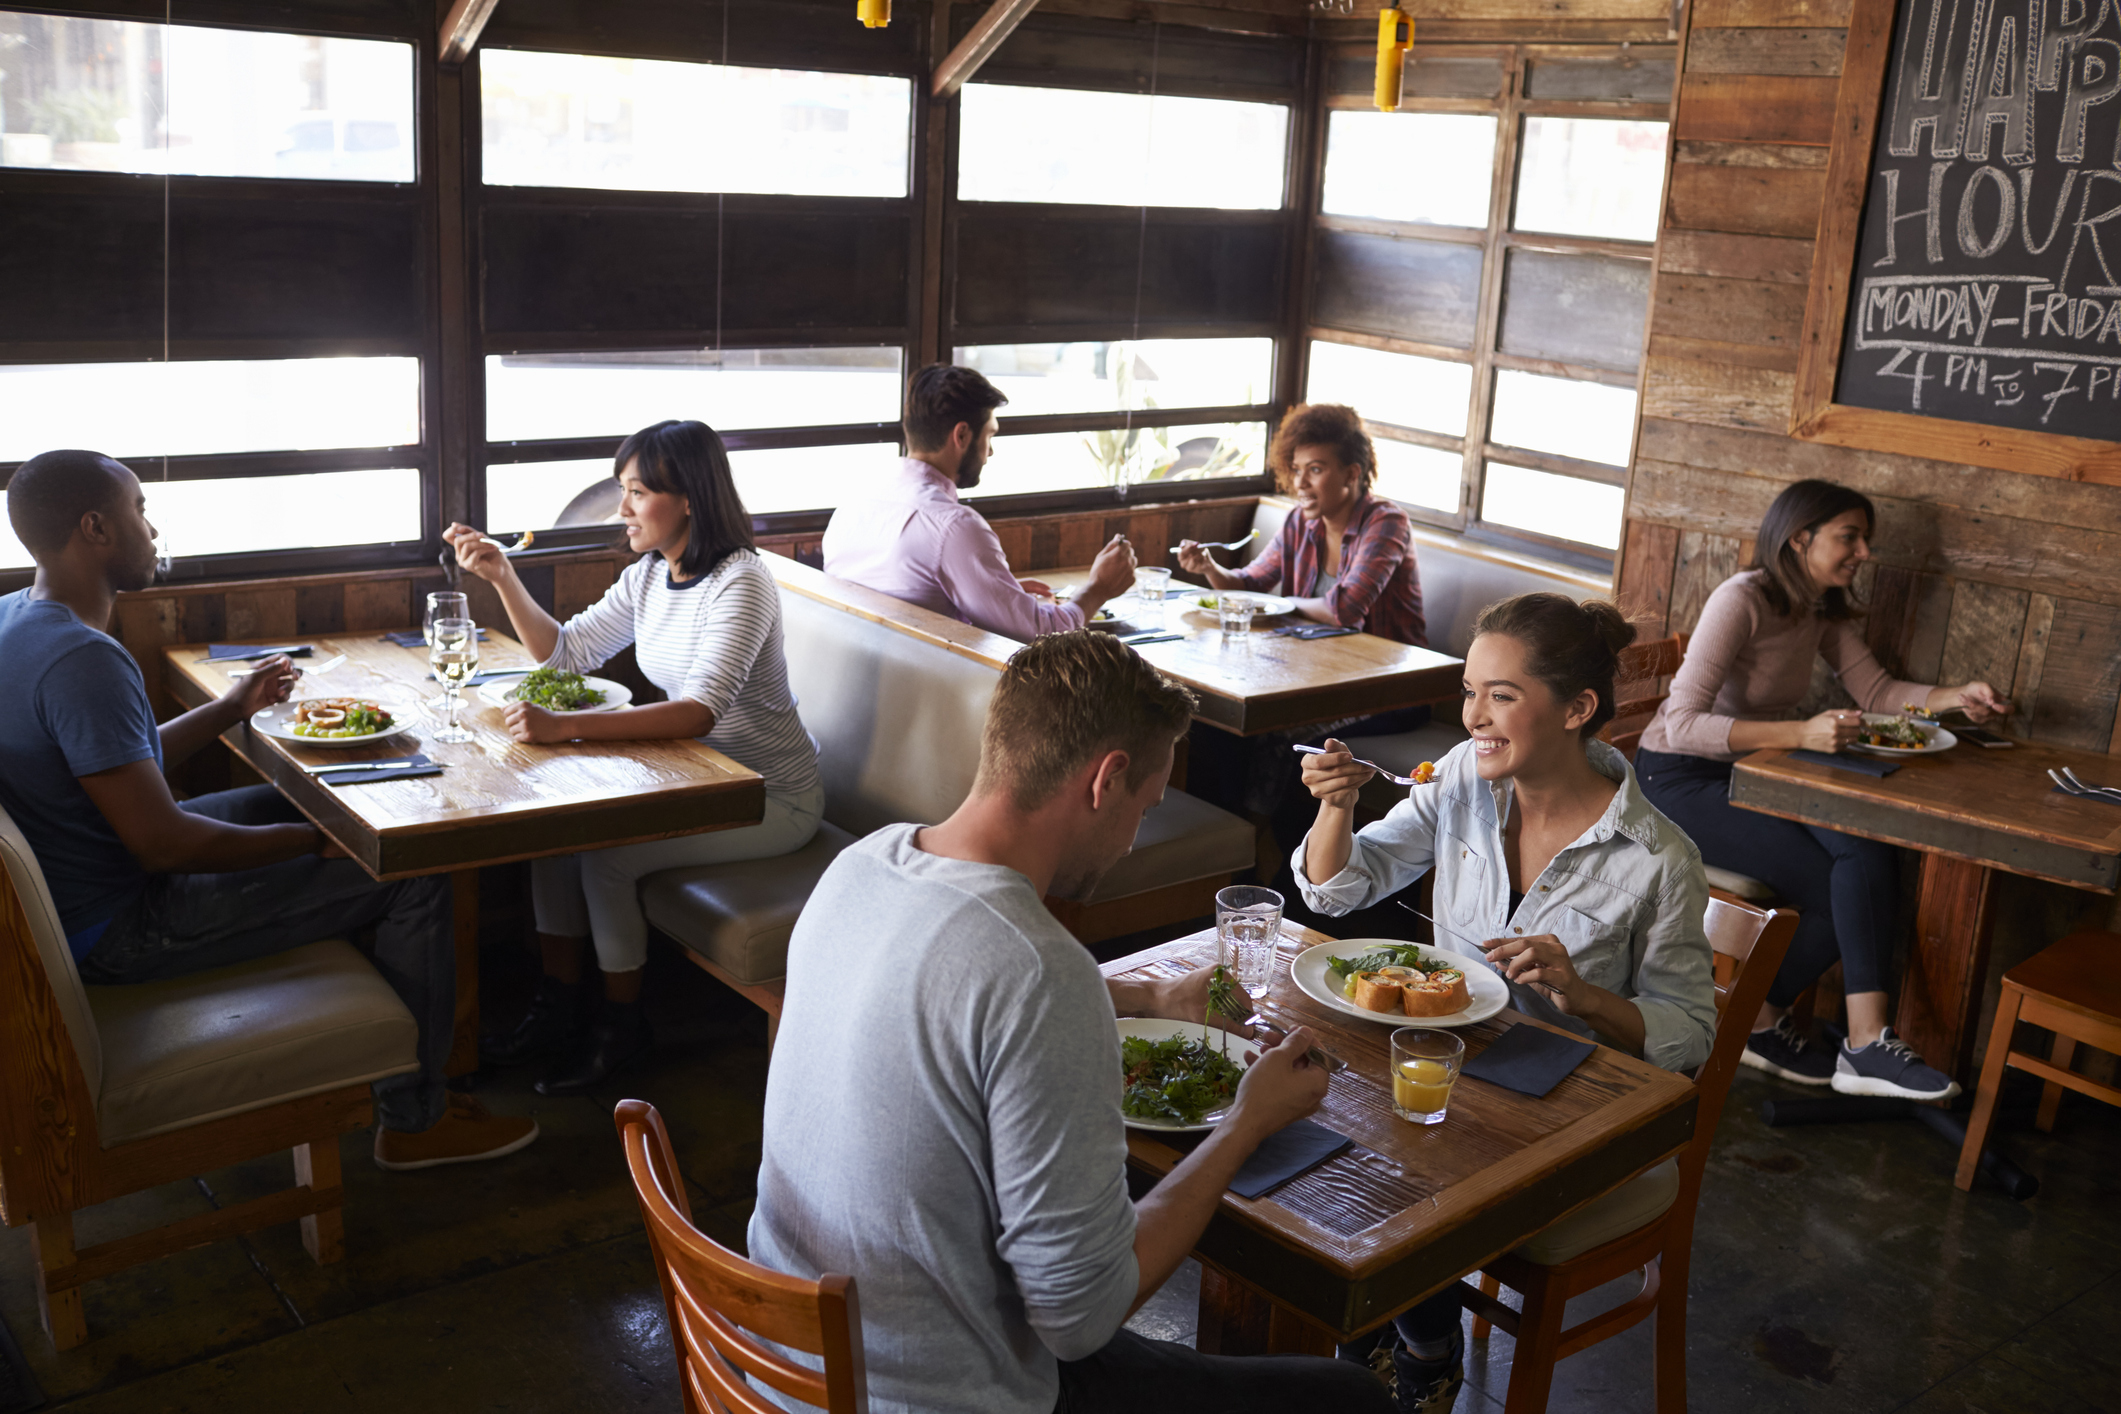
[1304,43,1669,566]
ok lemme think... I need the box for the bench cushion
[642,822,860,986]
[1076,789,1256,906]
[90,940,419,1148]
[1703,867,1777,902]
[1512,1156,1681,1265]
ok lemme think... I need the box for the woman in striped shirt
[445,420,823,1094]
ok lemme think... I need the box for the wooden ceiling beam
[440,0,503,67]
[933,0,1044,99]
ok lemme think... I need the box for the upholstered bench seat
[88,940,419,1147]
[643,823,859,987]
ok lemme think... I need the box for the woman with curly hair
[1176,402,1426,647]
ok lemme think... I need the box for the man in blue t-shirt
[0,449,537,1171]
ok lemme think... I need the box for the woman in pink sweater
[1634,479,2007,1102]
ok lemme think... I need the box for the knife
[306,758,428,775]
[230,652,346,679]
[1395,900,1506,971]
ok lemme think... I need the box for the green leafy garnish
[512,668,607,712]
[1207,965,1250,1028]
[1325,942,1433,982]
[1120,1034,1245,1126]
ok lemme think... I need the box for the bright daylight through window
[1320,112,1495,227]
[480,49,911,197]
[0,12,414,180]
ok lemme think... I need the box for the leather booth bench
[638,554,1255,1034]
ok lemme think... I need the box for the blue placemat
[206,643,313,660]
[1461,1024,1595,1099]
[1789,749,1901,777]
[1228,1119,1353,1199]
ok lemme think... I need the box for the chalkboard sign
[1835,0,2121,441]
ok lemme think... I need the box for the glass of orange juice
[1391,1029,1466,1125]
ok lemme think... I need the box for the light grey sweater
[748,825,1140,1414]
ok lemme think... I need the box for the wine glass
[425,592,468,706]
[428,617,479,745]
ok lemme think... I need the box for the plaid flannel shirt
[1227,494,1427,647]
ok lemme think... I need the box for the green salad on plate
[511,668,608,712]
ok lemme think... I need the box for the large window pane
[957,84,1287,209]
[1488,370,1636,466]
[0,13,413,181]
[1373,439,1462,514]
[481,49,911,197]
[1512,117,1667,242]
[1321,111,1495,227]
[1306,340,1470,438]
[954,339,1272,418]
[0,359,420,461]
[1481,462,1622,549]
[977,422,1264,497]
[485,348,903,443]
[487,442,900,529]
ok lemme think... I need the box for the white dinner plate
[1289,939,1509,1028]
[1117,1018,1256,1133]
[1185,592,1298,619]
[475,674,633,713]
[251,701,408,749]
[1845,714,1957,757]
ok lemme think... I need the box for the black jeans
[81,786,453,1133]
[1055,1328,1394,1413]
[1635,749,1898,1005]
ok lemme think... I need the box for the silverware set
[228,652,345,680]
[2048,767,2121,803]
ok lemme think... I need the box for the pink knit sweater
[1640,570,1931,762]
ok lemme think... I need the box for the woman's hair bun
[1469,593,1641,740]
[1578,598,1638,659]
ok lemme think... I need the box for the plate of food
[1186,592,1298,620]
[252,698,405,748]
[1846,713,1957,756]
[1290,939,1509,1028]
[1117,1018,1255,1132]
[476,668,633,713]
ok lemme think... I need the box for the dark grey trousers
[1054,1327,1395,1413]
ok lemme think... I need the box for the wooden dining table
[1039,567,1463,736]
[162,630,766,1074]
[1730,739,2121,1081]
[1101,924,1696,1350]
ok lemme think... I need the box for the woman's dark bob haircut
[614,420,755,580]
[1749,478,1875,621]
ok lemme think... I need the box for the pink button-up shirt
[821,458,1087,641]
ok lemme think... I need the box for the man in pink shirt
[823,364,1138,642]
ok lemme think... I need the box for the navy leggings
[1634,748,1899,1006]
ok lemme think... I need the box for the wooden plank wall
[1622,0,2121,756]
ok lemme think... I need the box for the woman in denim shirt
[1295,593,1715,1410]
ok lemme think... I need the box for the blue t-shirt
[0,592,162,943]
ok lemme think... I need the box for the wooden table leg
[1897,854,1997,1083]
[1195,1263,1340,1356]
[447,866,480,1078]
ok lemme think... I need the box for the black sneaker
[1833,1027,1961,1101]
[1740,1016,1836,1086]
[1392,1329,1464,1414]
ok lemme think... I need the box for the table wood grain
[1041,568,1464,736]
[1103,924,1696,1339]
[162,632,767,881]
[1731,741,2121,1079]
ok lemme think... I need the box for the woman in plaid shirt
[1176,403,1426,647]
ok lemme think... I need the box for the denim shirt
[1293,738,1717,1073]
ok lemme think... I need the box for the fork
[2059,767,2121,800]
[1169,528,1260,555]
[2048,769,2121,802]
[1291,742,1428,787]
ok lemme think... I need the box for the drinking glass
[1216,884,1283,1000]
[428,616,479,744]
[1217,592,1257,643]
[425,592,469,706]
[1391,1029,1466,1125]
[1133,566,1173,629]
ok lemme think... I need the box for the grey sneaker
[1833,1027,1962,1101]
[1741,1016,1836,1085]
[1392,1329,1465,1414]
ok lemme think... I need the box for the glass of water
[425,591,468,647]
[1133,566,1173,629]
[428,617,479,744]
[1217,592,1258,643]
[1216,884,1284,1000]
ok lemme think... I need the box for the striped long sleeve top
[544,552,822,802]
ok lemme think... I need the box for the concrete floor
[7,935,2118,1413]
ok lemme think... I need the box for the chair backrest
[1683,896,1799,1188]
[1601,632,1687,759]
[0,800,103,1098]
[769,554,1007,838]
[616,1099,869,1414]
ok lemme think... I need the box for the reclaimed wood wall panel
[1618,6,2121,763]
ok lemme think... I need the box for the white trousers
[531,783,826,973]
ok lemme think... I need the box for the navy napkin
[1789,749,1902,778]
[320,759,443,787]
[381,628,489,648]
[1461,1024,1595,1099]
[206,643,313,661]
[1227,1119,1353,1199]
[1276,625,1358,640]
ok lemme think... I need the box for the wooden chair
[1599,632,1687,761]
[1460,896,1799,1413]
[1956,930,2121,1191]
[0,802,420,1348]
[615,1099,869,1414]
